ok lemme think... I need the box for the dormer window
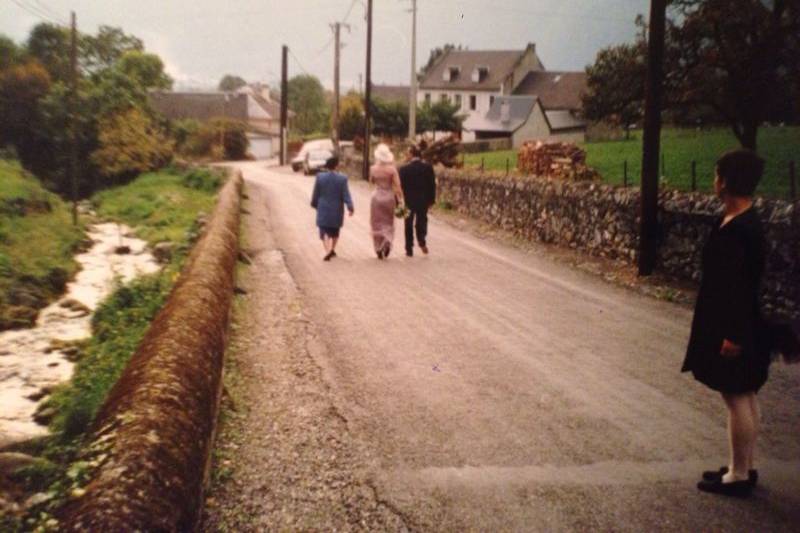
[471,66,489,83]
[443,66,461,82]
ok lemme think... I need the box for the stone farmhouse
[417,43,588,144]
[148,83,292,159]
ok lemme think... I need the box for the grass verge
[0,160,85,330]
[463,126,800,198]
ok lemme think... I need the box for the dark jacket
[311,171,353,228]
[399,159,436,210]
[681,208,769,393]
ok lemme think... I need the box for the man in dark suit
[398,142,436,257]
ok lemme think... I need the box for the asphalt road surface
[208,161,800,532]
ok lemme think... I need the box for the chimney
[500,100,511,123]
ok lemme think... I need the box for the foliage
[80,26,144,74]
[92,168,221,245]
[0,61,51,147]
[463,126,800,198]
[667,0,800,150]
[372,97,408,138]
[421,100,465,133]
[178,119,249,161]
[337,91,364,140]
[287,74,330,135]
[182,168,224,192]
[91,108,174,182]
[26,23,71,83]
[582,41,646,138]
[0,159,84,330]
[218,74,247,91]
[0,35,23,70]
[114,51,173,90]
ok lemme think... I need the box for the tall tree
[26,23,71,83]
[582,42,647,138]
[0,35,23,70]
[116,51,172,90]
[287,74,329,135]
[81,26,143,74]
[218,74,247,92]
[669,0,800,149]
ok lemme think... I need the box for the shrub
[182,169,223,192]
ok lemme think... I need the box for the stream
[0,223,159,448]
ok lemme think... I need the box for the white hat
[374,143,394,164]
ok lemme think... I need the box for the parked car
[291,138,334,172]
[303,149,333,175]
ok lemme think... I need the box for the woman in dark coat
[682,149,769,498]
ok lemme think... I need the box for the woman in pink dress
[369,143,405,259]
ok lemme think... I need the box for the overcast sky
[2,0,651,91]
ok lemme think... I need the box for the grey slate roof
[372,84,410,103]
[418,49,525,91]
[512,71,587,110]
[148,91,250,122]
[544,110,587,131]
[463,95,538,132]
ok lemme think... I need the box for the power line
[288,49,311,76]
[30,0,68,23]
[8,0,67,26]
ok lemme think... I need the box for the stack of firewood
[421,135,462,168]
[517,141,599,180]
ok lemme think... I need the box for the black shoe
[702,466,758,487]
[384,247,391,258]
[697,478,752,498]
[420,244,429,254]
[323,251,334,261]
[406,250,413,257]
[377,250,384,260]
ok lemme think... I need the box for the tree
[0,35,23,70]
[287,74,330,135]
[582,42,647,138]
[372,98,408,138]
[0,61,51,147]
[81,26,143,74]
[668,0,800,150]
[91,108,173,182]
[427,100,465,133]
[26,23,71,83]
[115,51,172,90]
[337,92,364,140]
[218,75,247,92]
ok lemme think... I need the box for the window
[443,66,461,82]
[424,93,431,104]
[440,93,449,103]
[454,94,462,108]
[472,66,489,83]
[469,95,476,111]
[490,95,496,107]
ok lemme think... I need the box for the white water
[0,223,159,447]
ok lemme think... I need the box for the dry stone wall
[436,168,799,320]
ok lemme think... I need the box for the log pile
[517,141,599,180]
[421,135,462,168]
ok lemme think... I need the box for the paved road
[218,162,800,531]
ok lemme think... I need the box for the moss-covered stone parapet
[57,170,244,531]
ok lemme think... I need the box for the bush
[179,118,249,161]
[182,168,223,192]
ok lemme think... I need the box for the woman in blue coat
[311,156,354,261]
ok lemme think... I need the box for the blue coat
[311,171,354,228]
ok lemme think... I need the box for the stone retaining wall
[436,168,799,320]
[58,170,243,531]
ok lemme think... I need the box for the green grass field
[464,127,800,199]
[0,160,85,329]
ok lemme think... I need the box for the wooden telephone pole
[638,0,667,275]
[69,11,78,226]
[408,0,417,141]
[362,0,373,180]
[280,45,288,165]
[331,22,350,152]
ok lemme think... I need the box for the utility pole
[331,22,350,152]
[280,45,288,165]
[69,11,78,226]
[408,0,418,141]
[638,0,667,275]
[362,0,373,180]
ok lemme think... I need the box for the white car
[291,138,334,172]
[303,149,333,175]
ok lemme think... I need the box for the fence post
[791,161,796,200]
[691,160,697,192]
[623,160,628,187]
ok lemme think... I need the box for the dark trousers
[404,207,428,253]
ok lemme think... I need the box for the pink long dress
[369,163,399,253]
